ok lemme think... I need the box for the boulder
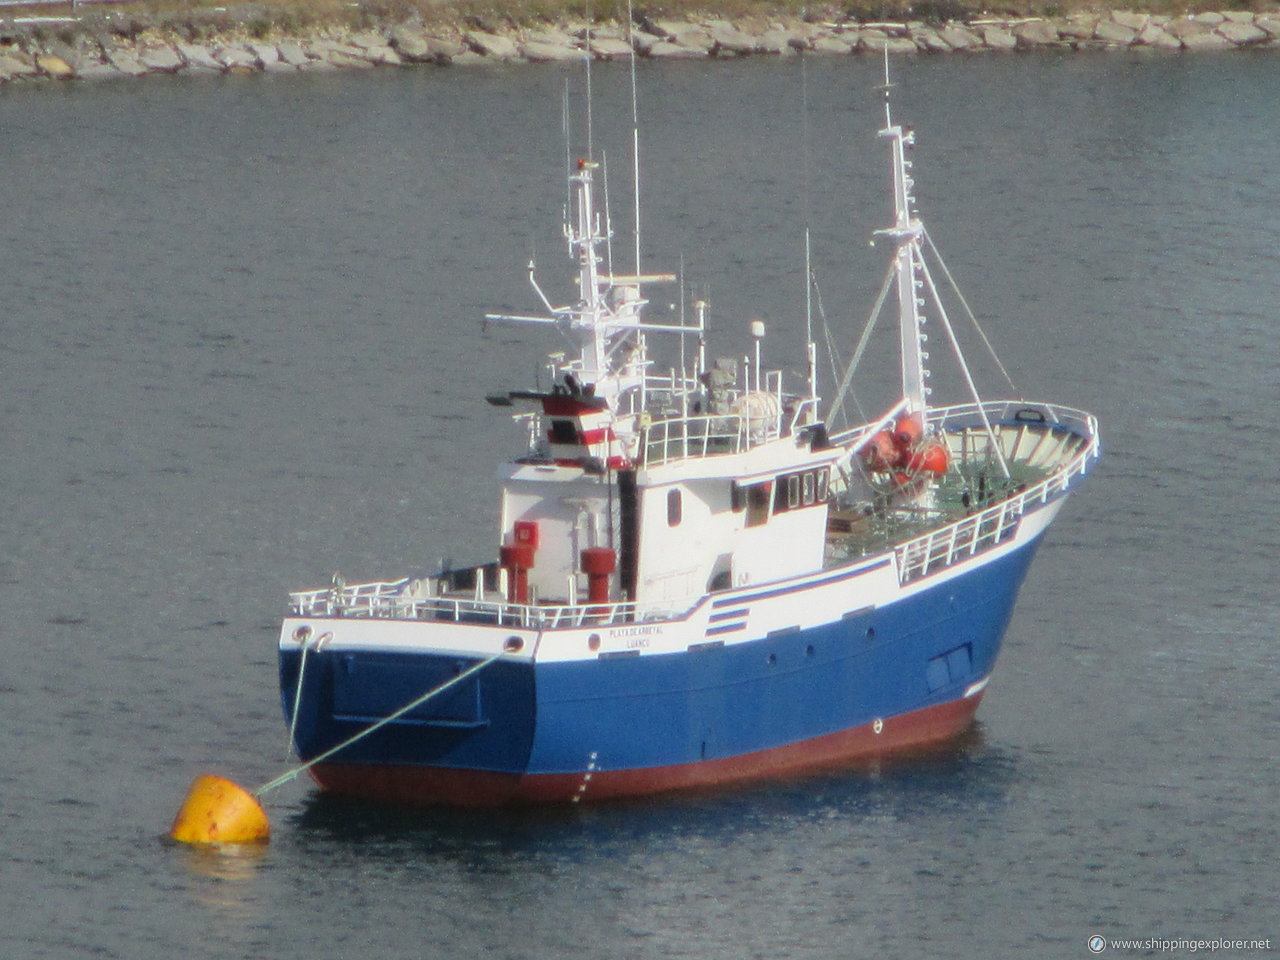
[863,35,920,54]
[663,24,715,52]
[628,30,663,54]
[36,54,75,79]
[249,43,294,72]
[913,28,952,52]
[1257,17,1280,38]
[645,38,710,58]
[215,45,260,72]
[938,24,981,50]
[1165,17,1212,39]
[1058,16,1100,40]
[519,39,583,62]
[105,48,148,76]
[138,46,184,73]
[76,61,126,80]
[754,29,797,55]
[0,54,31,83]
[308,40,374,68]
[297,56,340,71]
[705,21,759,55]
[393,31,466,63]
[810,34,855,54]
[524,28,577,47]
[1216,20,1268,45]
[1134,23,1182,50]
[364,45,403,65]
[648,20,685,38]
[1111,11,1150,31]
[979,25,1018,50]
[387,24,430,60]
[465,31,520,60]
[275,41,312,66]
[1180,30,1236,49]
[1094,20,1136,45]
[1013,19,1061,47]
[177,43,224,72]
[589,36,634,60]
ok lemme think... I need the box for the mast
[569,158,609,383]
[874,70,930,419]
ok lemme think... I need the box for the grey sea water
[1,52,1277,959]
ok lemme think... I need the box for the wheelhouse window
[773,467,831,514]
[746,481,772,527]
[547,419,579,445]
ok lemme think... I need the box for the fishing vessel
[277,91,1099,807]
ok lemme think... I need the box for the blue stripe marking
[708,607,749,623]
[716,557,893,607]
[705,621,747,637]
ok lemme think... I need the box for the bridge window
[548,419,579,445]
[746,481,772,527]
[774,467,832,514]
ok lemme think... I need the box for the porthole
[504,635,524,653]
[292,625,313,643]
[588,633,602,652]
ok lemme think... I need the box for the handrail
[289,583,690,630]
[643,413,745,466]
[893,419,1098,582]
[289,398,1099,620]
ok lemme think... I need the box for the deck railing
[290,398,1099,620]
[289,581,683,630]
[893,406,1100,582]
[643,413,747,467]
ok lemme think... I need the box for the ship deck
[286,402,1098,629]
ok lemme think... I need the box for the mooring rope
[284,639,312,760]
[254,651,504,798]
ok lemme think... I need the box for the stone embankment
[2,10,1279,82]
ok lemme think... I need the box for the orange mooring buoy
[169,774,270,845]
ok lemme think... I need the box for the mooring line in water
[284,636,312,760]
[254,651,505,798]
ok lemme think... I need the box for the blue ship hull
[279,534,1043,806]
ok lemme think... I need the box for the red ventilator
[581,546,616,605]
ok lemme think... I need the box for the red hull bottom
[308,690,986,808]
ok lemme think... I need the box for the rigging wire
[627,0,641,277]
[801,55,814,355]
[827,259,897,427]
[562,78,571,217]
[922,226,1019,397]
[916,252,1012,479]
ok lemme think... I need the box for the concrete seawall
[2,10,1278,82]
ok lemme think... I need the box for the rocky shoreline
[2,9,1279,82]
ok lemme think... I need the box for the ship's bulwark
[280,536,1043,807]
